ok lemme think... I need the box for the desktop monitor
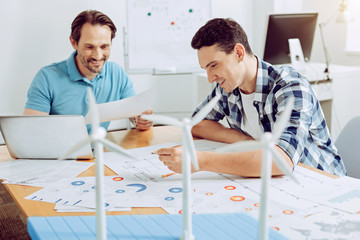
[263,13,318,65]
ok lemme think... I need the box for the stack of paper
[0,159,93,187]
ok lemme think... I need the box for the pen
[151,144,182,154]
[161,172,177,178]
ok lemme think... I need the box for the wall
[3,1,359,120]
[1,0,122,114]
[303,0,360,66]
[0,0,253,119]
[9,1,358,141]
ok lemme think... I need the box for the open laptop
[0,115,93,159]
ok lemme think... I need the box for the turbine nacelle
[91,127,107,141]
[182,118,191,125]
[141,93,221,240]
[141,94,221,172]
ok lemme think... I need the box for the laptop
[0,115,93,160]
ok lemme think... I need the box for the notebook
[0,115,93,159]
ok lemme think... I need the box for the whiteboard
[125,0,211,74]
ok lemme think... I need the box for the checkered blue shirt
[193,57,346,176]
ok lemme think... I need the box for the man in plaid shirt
[157,18,346,177]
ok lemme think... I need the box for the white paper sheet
[26,176,133,210]
[0,159,93,187]
[54,204,131,212]
[18,138,360,239]
[103,139,228,183]
[85,89,153,123]
[24,160,360,238]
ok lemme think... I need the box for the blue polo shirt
[25,51,136,131]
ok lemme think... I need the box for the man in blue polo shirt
[24,10,153,131]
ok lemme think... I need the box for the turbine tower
[58,88,136,240]
[215,97,298,240]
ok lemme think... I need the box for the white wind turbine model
[141,94,221,240]
[215,97,298,240]
[58,88,136,240]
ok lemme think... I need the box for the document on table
[54,204,131,213]
[0,159,94,187]
[103,140,228,183]
[85,89,153,123]
[264,167,360,214]
[20,137,360,239]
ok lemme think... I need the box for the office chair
[335,115,360,178]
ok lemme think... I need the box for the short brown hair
[191,18,253,55]
[71,10,117,43]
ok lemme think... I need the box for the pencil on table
[152,144,182,154]
[161,172,177,178]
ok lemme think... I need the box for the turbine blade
[140,114,182,128]
[270,147,299,184]
[184,128,199,170]
[58,138,91,161]
[87,88,100,132]
[272,97,294,141]
[190,94,221,127]
[215,141,262,153]
[98,138,137,160]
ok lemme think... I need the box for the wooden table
[0,125,336,218]
[0,126,182,217]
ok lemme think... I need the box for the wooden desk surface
[1,126,182,217]
[0,125,336,218]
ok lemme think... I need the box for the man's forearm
[198,146,293,177]
[191,120,253,144]
[24,108,49,115]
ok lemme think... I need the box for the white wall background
[303,0,360,66]
[0,0,253,118]
[1,0,360,134]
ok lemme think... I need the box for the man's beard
[81,56,106,74]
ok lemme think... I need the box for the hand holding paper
[85,89,153,123]
[134,108,154,131]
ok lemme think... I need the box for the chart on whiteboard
[125,0,211,73]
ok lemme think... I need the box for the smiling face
[198,44,245,93]
[70,22,112,80]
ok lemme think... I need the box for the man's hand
[135,108,153,130]
[158,146,199,173]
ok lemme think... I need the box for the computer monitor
[263,13,318,65]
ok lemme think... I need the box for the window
[345,0,360,54]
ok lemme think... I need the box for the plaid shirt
[193,57,347,176]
